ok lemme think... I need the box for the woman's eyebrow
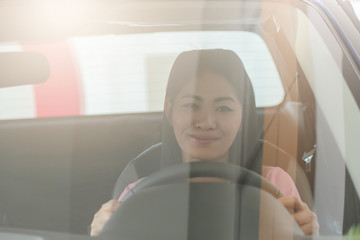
[180,95,236,103]
[214,96,236,103]
[181,94,202,101]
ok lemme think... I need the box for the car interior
[0,0,359,239]
[0,59,315,236]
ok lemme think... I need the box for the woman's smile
[166,72,242,163]
[188,134,220,144]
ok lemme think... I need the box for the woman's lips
[189,134,219,144]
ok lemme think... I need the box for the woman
[91,49,319,236]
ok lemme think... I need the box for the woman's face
[167,72,242,163]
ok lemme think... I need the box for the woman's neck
[182,153,229,163]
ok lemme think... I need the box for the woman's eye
[216,106,233,112]
[182,103,199,110]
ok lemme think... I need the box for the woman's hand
[278,196,319,235]
[90,200,121,236]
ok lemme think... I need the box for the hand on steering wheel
[101,161,304,240]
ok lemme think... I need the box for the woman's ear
[164,98,173,125]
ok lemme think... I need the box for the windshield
[0,0,359,239]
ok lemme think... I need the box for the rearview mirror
[0,52,49,88]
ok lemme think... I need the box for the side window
[280,4,360,235]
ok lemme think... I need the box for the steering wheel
[122,161,283,202]
[102,161,302,240]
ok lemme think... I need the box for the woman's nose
[194,111,217,130]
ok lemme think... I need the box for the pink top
[262,166,301,200]
[118,166,301,202]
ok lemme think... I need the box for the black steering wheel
[122,161,283,202]
[102,162,302,240]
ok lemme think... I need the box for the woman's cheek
[219,115,242,131]
[172,110,194,129]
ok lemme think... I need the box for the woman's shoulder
[262,166,294,185]
[262,166,289,178]
[262,166,301,200]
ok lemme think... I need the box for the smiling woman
[91,49,318,238]
[0,0,360,239]
[159,49,261,170]
[167,72,243,163]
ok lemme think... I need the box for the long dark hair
[160,49,262,174]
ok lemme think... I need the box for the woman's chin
[184,152,228,163]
